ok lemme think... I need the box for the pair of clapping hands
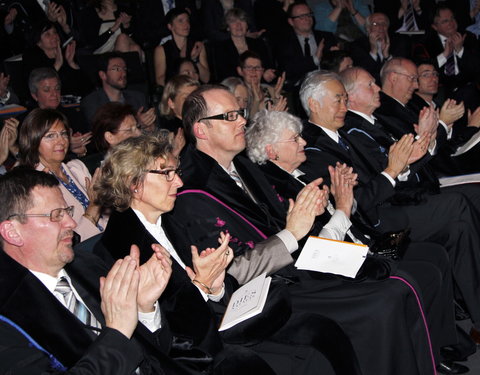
[103,234,235,339]
[286,164,358,240]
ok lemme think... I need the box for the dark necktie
[55,277,101,333]
[338,136,350,151]
[445,53,455,76]
[304,37,311,57]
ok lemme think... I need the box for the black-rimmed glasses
[199,109,247,122]
[8,206,75,222]
[146,168,182,181]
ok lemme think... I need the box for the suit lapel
[0,251,96,368]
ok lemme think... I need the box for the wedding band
[81,138,84,142]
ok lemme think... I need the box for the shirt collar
[348,109,376,124]
[30,268,70,293]
[309,120,340,143]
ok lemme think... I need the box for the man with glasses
[0,168,197,374]
[414,4,480,96]
[275,2,337,88]
[350,13,410,83]
[163,84,443,375]
[81,52,157,130]
[408,62,480,176]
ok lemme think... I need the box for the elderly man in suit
[0,168,199,374]
[296,69,480,359]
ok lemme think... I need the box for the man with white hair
[298,69,480,358]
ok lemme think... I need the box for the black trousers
[396,192,480,325]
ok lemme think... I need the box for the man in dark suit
[349,12,410,83]
[337,67,480,350]
[0,168,197,374]
[407,61,480,176]
[274,2,337,88]
[414,4,480,96]
[375,57,480,207]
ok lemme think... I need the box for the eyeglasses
[435,17,455,26]
[370,21,388,28]
[276,134,302,144]
[290,12,313,20]
[243,65,264,72]
[146,168,182,181]
[419,71,439,79]
[8,206,75,222]
[392,71,418,82]
[116,124,141,133]
[199,109,247,122]
[43,131,70,141]
[108,66,128,72]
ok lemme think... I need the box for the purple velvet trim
[389,276,437,375]
[177,190,268,240]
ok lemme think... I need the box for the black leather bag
[369,229,411,260]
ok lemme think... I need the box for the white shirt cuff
[381,171,396,187]
[138,301,161,332]
[195,283,225,302]
[276,229,299,254]
[319,210,352,241]
[439,120,453,139]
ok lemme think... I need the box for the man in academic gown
[301,67,480,352]
[163,84,440,375]
[0,168,198,375]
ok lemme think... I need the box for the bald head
[380,58,419,104]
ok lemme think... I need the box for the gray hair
[379,57,407,86]
[339,66,365,94]
[299,70,340,116]
[28,67,60,95]
[246,110,303,164]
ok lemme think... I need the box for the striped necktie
[403,0,418,31]
[445,53,455,76]
[55,277,101,334]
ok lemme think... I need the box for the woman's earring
[274,155,279,161]
[134,189,138,193]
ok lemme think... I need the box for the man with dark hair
[414,4,480,95]
[165,83,442,375]
[81,52,156,130]
[274,2,337,88]
[0,167,196,374]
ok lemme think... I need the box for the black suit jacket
[348,34,411,84]
[0,248,193,374]
[414,30,480,93]
[299,120,409,231]
[96,207,228,356]
[274,29,337,87]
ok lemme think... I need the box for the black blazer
[274,29,337,87]
[299,120,409,231]
[0,248,192,374]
